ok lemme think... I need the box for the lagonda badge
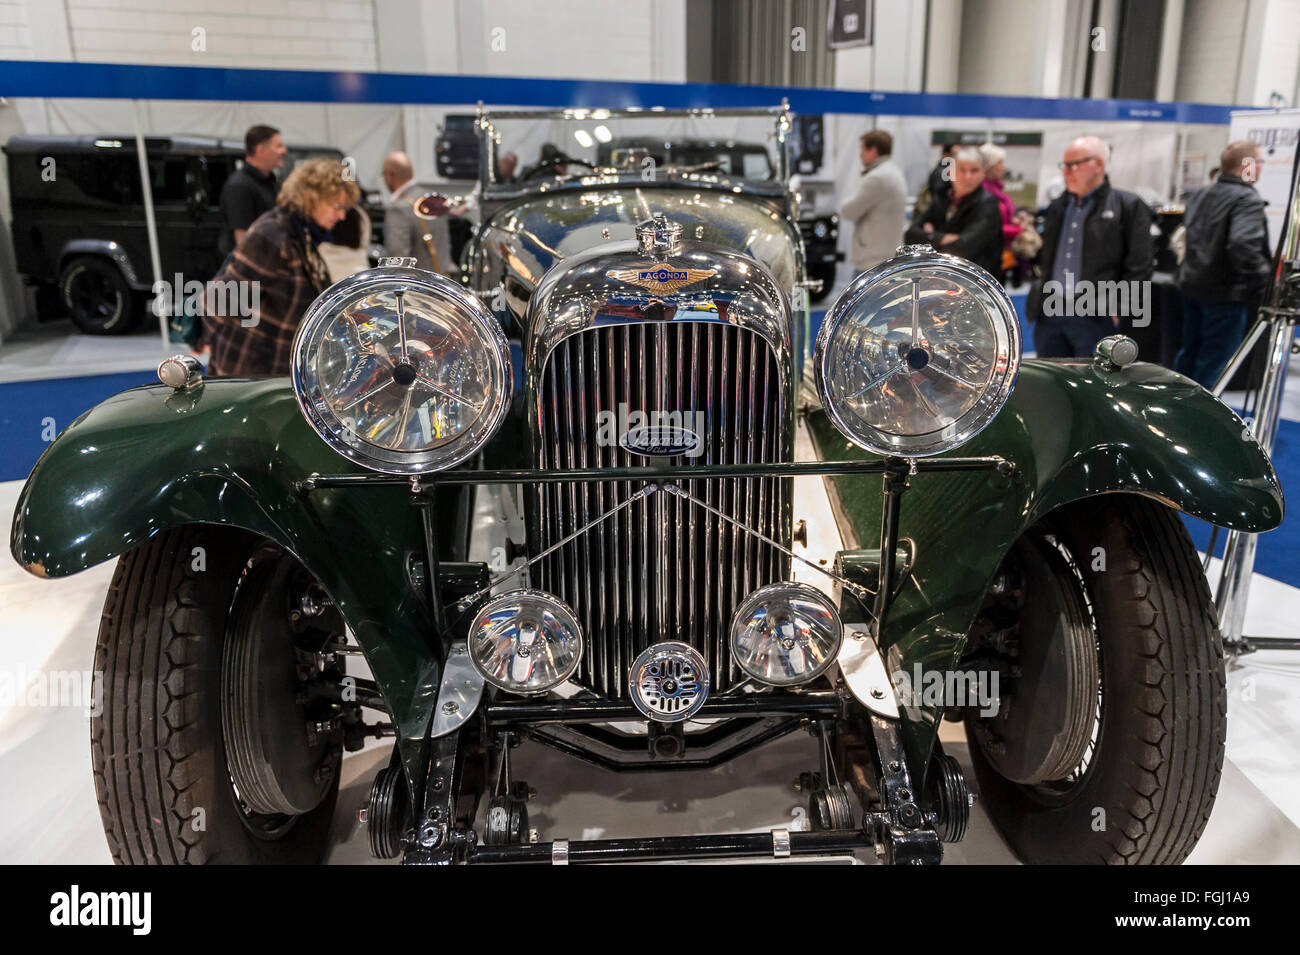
[606,266,717,295]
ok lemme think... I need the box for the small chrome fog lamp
[467,591,583,695]
[729,583,843,687]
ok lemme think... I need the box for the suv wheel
[60,256,136,334]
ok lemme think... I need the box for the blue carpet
[0,370,158,483]
[2,364,1295,587]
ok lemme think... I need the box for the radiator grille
[532,320,789,698]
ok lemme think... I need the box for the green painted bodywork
[808,357,1283,774]
[9,354,1283,795]
[8,379,448,799]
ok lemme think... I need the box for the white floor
[0,317,176,384]
[2,469,1298,865]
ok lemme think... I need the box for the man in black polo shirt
[218,124,287,258]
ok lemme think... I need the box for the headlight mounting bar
[299,455,1015,644]
[296,455,1015,492]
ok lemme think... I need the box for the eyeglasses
[1058,156,1101,172]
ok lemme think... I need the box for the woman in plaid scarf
[202,157,360,377]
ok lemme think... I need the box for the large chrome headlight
[292,268,512,474]
[814,246,1020,457]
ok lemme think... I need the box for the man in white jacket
[840,130,909,275]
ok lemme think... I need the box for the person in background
[1028,135,1153,358]
[1173,140,1272,387]
[202,157,357,377]
[914,142,957,218]
[381,150,450,275]
[840,129,908,275]
[527,143,569,178]
[1009,206,1042,286]
[978,142,1023,278]
[318,203,372,283]
[497,152,519,184]
[219,124,287,258]
[904,146,1002,277]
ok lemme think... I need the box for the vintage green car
[9,106,1283,864]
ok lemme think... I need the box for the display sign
[828,0,871,49]
[1228,108,1299,250]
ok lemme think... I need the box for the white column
[1155,0,1184,102]
[923,0,963,93]
[1087,0,1121,98]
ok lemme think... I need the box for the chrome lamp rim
[813,245,1021,458]
[291,266,513,475]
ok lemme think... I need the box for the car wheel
[963,495,1225,864]
[59,256,136,334]
[91,526,345,864]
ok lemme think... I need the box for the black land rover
[4,136,387,335]
[5,135,243,334]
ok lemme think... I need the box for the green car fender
[809,358,1285,779]
[9,378,454,804]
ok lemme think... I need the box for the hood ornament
[636,213,682,254]
[609,215,716,294]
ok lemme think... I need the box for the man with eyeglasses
[1028,135,1153,357]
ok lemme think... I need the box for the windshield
[485,110,785,188]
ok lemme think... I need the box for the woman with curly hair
[202,157,359,376]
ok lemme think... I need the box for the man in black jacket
[904,146,1002,277]
[1029,135,1154,358]
[218,125,286,258]
[1173,140,1272,386]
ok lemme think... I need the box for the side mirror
[413,193,449,218]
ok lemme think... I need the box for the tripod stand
[1207,145,1300,655]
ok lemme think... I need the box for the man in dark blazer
[1029,135,1154,358]
[903,146,1002,277]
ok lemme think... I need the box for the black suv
[435,115,479,181]
[5,135,244,333]
[5,136,387,335]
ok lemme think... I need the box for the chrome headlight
[730,583,843,687]
[468,591,584,695]
[292,268,512,474]
[814,246,1020,457]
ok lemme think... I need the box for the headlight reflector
[730,583,843,686]
[814,246,1019,457]
[293,268,512,474]
[468,590,583,695]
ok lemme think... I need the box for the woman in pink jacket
[979,143,1023,278]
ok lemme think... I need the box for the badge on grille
[620,424,703,458]
[606,267,717,295]
[629,642,710,723]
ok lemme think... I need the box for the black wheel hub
[221,547,343,826]
[968,535,1100,786]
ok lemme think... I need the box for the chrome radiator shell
[523,241,795,698]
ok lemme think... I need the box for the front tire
[91,526,344,864]
[964,496,1226,864]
